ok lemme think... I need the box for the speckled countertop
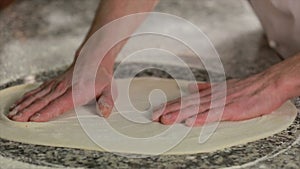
[0,63,299,169]
[0,0,299,168]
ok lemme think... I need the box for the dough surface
[0,78,297,155]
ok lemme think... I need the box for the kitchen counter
[0,64,299,169]
[0,0,299,168]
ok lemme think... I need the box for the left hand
[8,63,116,122]
[152,72,289,126]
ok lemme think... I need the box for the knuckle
[23,91,33,97]
[36,98,49,105]
[227,91,241,100]
[41,81,52,88]
[54,82,67,94]
[26,94,36,100]
[20,108,30,115]
[23,96,35,104]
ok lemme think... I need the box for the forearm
[75,0,158,71]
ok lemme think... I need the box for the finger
[152,94,196,121]
[188,82,211,93]
[154,96,200,120]
[160,102,211,125]
[22,81,52,98]
[152,85,230,122]
[152,92,206,121]
[8,81,56,118]
[199,80,241,98]
[29,88,75,122]
[185,114,208,127]
[185,107,230,127]
[9,81,51,111]
[9,87,42,111]
[196,81,231,98]
[11,83,68,122]
[97,86,115,118]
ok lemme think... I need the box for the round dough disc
[0,78,297,155]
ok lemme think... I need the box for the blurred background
[0,0,282,85]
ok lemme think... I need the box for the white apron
[250,0,300,58]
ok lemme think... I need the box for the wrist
[73,47,116,75]
[276,73,296,100]
[100,56,115,74]
[281,77,300,100]
[267,53,300,99]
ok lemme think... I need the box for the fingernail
[163,114,171,120]
[11,112,23,120]
[9,104,17,111]
[185,117,196,127]
[97,98,112,118]
[152,111,162,121]
[97,97,113,118]
[7,109,18,118]
[30,113,40,121]
[160,114,174,125]
[99,105,111,118]
[97,97,109,107]
[152,105,164,120]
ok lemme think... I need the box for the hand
[8,63,116,122]
[152,72,289,127]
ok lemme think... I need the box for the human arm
[8,0,159,122]
[153,53,300,126]
[75,0,159,72]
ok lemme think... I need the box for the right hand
[8,63,117,122]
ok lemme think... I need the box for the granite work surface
[0,63,299,169]
[0,0,299,168]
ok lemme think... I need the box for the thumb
[96,83,117,118]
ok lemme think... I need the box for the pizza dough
[0,78,297,155]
